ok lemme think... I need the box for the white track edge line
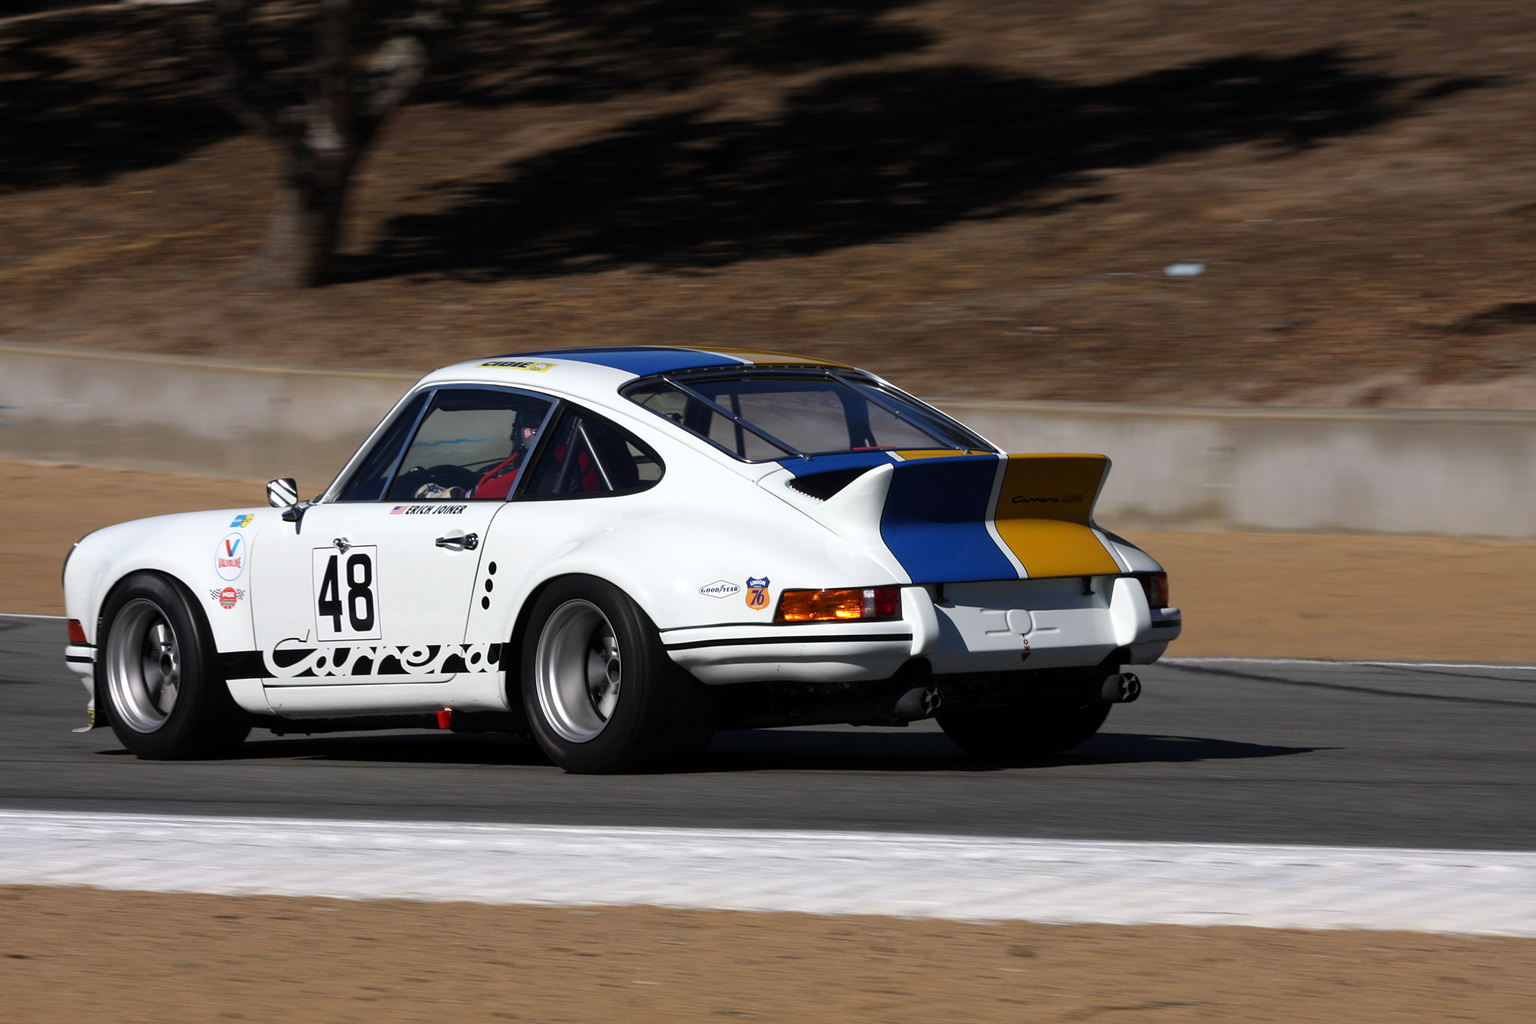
[2,811,1531,936]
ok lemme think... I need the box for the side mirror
[267,478,299,509]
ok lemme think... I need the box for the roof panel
[515,347,749,376]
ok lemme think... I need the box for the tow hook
[1101,672,1142,704]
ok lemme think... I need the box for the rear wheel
[937,696,1110,761]
[99,573,250,759]
[521,576,713,773]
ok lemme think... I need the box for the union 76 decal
[312,546,382,642]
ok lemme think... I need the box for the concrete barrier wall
[4,343,1534,539]
[0,344,412,491]
[945,400,1536,538]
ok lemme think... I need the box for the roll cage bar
[623,366,996,463]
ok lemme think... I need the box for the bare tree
[214,0,468,286]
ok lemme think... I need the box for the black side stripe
[221,651,267,681]
[665,633,912,652]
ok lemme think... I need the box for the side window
[385,388,556,502]
[337,391,430,502]
[523,408,663,498]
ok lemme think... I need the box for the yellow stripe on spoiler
[993,454,1121,578]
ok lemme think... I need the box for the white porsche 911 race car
[62,347,1181,772]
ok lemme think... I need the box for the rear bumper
[65,644,95,689]
[663,577,1179,685]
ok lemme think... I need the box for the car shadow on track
[690,729,1326,773]
[227,731,554,766]
[194,728,1324,772]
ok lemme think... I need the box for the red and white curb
[1,811,1532,935]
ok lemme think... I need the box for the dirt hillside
[4,1,1536,407]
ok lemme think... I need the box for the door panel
[251,503,501,686]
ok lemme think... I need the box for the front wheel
[937,697,1110,761]
[521,576,713,773]
[98,573,250,759]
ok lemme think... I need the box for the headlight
[775,586,901,623]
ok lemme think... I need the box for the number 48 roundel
[312,546,382,641]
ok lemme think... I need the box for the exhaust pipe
[1101,672,1141,704]
[894,685,944,720]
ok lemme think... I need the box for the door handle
[435,532,479,551]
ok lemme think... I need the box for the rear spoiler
[873,452,1122,583]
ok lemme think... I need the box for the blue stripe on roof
[776,452,896,476]
[516,347,748,376]
[879,455,1017,584]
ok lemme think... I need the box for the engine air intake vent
[786,467,874,501]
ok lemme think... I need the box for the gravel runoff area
[0,813,1532,1024]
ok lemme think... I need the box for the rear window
[625,371,992,460]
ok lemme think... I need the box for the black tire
[97,572,251,759]
[937,696,1110,761]
[520,576,713,773]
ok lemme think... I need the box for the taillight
[1133,572,1169,609]
[775,586,902,623]
[67,619,89,644]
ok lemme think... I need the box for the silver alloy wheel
[533,599,622,743]
[104,598,182,734]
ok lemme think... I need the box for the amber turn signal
[775,586,901,623]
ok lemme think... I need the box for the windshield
[625,371,994,460]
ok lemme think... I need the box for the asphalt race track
[4,614,1534,851]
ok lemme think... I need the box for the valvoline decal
[745,577,770,611]
[216,533,246,582]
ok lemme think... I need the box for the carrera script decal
[1010,494,1084,505]
[262,640,503,679]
